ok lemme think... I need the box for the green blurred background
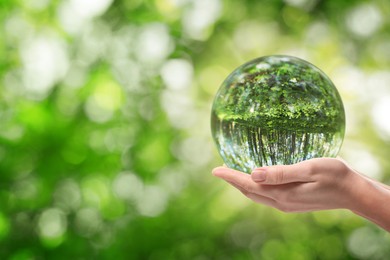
[1,0,390,259]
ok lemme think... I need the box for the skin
[212,158,390,232]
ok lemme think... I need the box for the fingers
[212,166,284,199]
[212,166,313,211]
[225,180,278,208]
[212,166,259,194]
[251,161,315,185]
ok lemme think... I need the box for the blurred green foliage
[1,0,390,259]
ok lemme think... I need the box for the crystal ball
[211,55,345,173]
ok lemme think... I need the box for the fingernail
[212,167,224,176]
[251,169,266,182]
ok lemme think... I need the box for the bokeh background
[1,0,390,259]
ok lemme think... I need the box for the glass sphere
[211,55,345,173]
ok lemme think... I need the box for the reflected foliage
[211,55,345,172]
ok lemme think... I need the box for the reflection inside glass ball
[211,55,345,173]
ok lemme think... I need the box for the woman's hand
[213,158,359,212]
[212,158,390,232]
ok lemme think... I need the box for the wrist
[347,172,390,231]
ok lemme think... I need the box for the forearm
[348,174,390,232]
[360,174,390,191]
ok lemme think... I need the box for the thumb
[251,162,313,184]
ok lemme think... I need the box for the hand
[213,158,390,231]
[212,158,362,213]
